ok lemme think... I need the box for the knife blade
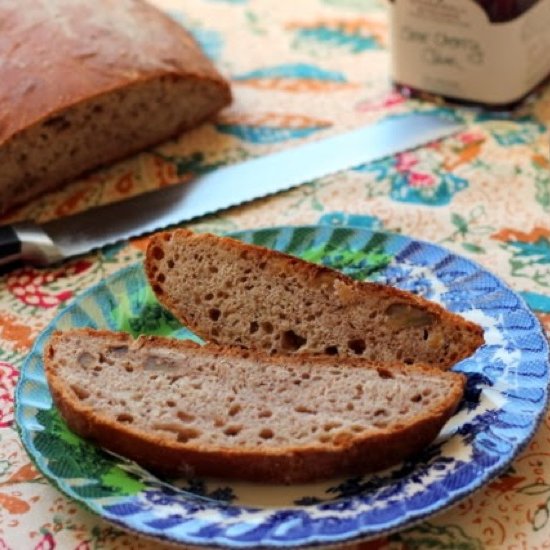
[0,113,463,266]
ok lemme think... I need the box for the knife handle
[0,223,63,267]
[0,225,23,267]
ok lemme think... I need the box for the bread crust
[145,230,484,370]
[0,0,231,147]
[45,328,465,484]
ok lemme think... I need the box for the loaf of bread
[145,230,484,370]
[45,329,465,483]
[0,0,231,213]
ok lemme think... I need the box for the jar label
[389,0,550,104]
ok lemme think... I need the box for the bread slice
[145,230,484,370]
[44,329,465,483]
[0,0,231,213]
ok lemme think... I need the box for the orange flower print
[0,492,30,514]
[0,313,33,351]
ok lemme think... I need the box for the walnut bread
[45,329,466,483]
[0,0,231,213]
[145,230,484,370]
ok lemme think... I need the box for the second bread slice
[145,230,484,370]
[45,329,465,483]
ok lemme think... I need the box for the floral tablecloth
[1,0,549,548]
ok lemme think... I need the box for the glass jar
[388,0,550,108]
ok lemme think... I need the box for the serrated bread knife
[0,113,463,266]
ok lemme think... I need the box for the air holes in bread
[43,115,71,131]
[228,404,241,416]
[125,365,133,373]
[204,293,214,301]
[177,429,200,443]
[258,410,272,418]
[295,405,315,414]
[281,330,307,351]
[166,400,176,407]
[411,394,422,403]
[156,273,166,283]
[153,423,201,442]
[116,413,134,423]
[249,321,259,334]
[377,368,394,379]
[209,308,221,321]
[71,385,90,400]
[261,322,273,334]
[324,422,342,432]
[259,428,274,439]
[325,345,338,355]
[348,339,366,355]
[177,411,195,422]
[167,259,175,269]
[224,425,242,436]
[151,246,164,260]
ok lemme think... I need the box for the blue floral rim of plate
[15,225,550,548]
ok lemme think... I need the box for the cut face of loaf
[45,329,465,483]
[0,76,229,213]
[145,230,484,370]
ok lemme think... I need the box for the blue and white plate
[15,225,549,547]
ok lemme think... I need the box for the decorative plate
[16,225,549,548]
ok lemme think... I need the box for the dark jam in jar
[476,0,539,22]
[389,0,550,108]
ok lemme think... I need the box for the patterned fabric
[0,0,549,548]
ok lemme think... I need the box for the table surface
[1,0,549,548]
